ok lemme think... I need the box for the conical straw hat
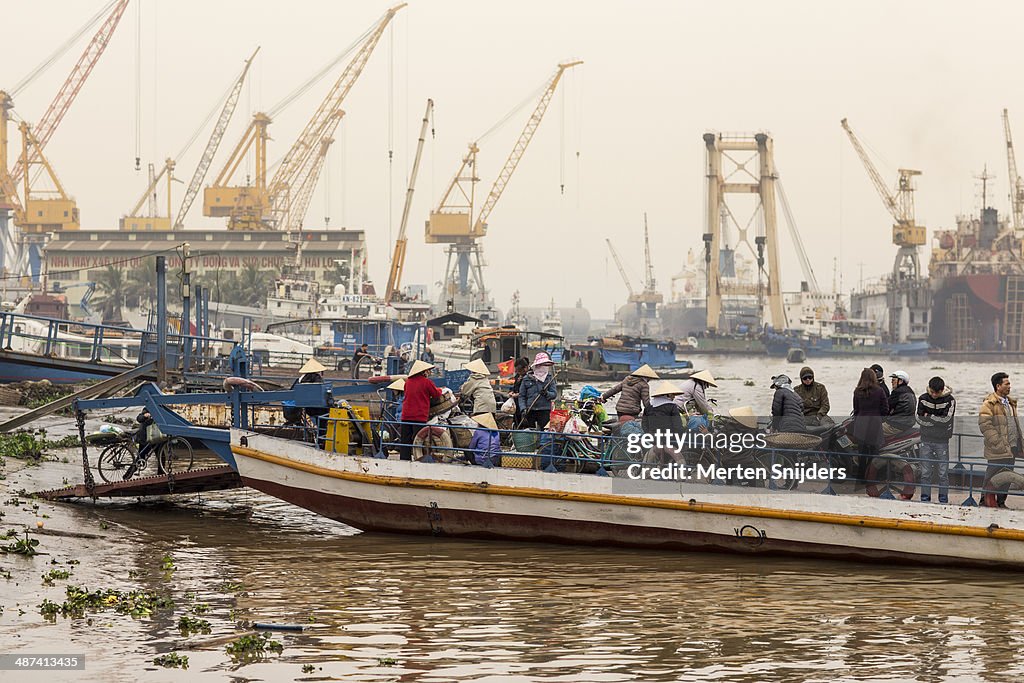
[408,359,435,376]
[472,413,498,430]
[465,359,490,375]
[690,369,717,387]
[630,364,660,379]
[728,406,758,430]
[299,358,327,374]
[650,380,684,397]
[387,377,406,391]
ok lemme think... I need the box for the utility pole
[156,256,167,386]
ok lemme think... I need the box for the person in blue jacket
[469,412,501,466]
[517,352,557,429]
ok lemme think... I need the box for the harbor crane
[426,60,582,311]
[1003,109,1024,232]
[174,48,259,229]
[606,239,637,300]
[203,4,404,230]
[840,118,926,281]
[120,158,176,231]
[0,0,131,274]
[606,215,663,323]
[384,99,433,305]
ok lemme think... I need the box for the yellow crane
[203,4,404,231]
[384,99,433,304]
[120,158,176,231]
[1003,108,1024,232]
[426,60,582,309]
[840,118,925,280]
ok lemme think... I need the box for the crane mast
[385,99,433,304]
[120,158,175,231]
[642,212,656,292]
[605,239,636,298]
[1004,108,1024,232]
[175,48,259,228]
[285,128,339,233]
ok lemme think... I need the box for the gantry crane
[120,158,176,231]
[203,4,404,231]
[174,48,259,229]
[384,99,433,305]
[1003,109,1024,232]
[0,0,130,275]
[426,61,582,310]
[841,118,926,281]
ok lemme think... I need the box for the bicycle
[96,428,194,483]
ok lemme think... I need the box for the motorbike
[812,417,920,498]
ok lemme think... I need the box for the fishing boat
[563,335,692,382]
[540,299,563,338]
[428,312,565,373]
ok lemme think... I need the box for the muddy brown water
[2,356,1024,681]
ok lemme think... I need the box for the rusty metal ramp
[33,465,242,500]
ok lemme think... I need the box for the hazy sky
[4,1,1023,317]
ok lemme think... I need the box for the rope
[475,79,549,144]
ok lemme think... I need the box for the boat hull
[231,432,1024,570]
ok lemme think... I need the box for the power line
[25,244,187,283]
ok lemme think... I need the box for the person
[399,359,442,461]
[852,367,889,482]
[642,380,686,435]
[885,370,916,435]
[769,374,806,433]
[460,359,497,416]
[468,412,501,467]
[133,407,165,475]
[794,366,831,427]
[916,376,955,504]
[601,364,659,423]
[517,352,557,429]
[353,343,372,365]
[675,368,716,428]
[296,358,329,445]
[979,372,1023,508]
[420,345,435,363]
[508,357,530,421]
[870,364,890,400]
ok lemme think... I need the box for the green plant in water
[225,632,284,661]
[177,615,211,636]
[302,664,316,673]
[3,531,39,556]
[192,602,209,614]
[0,432,45,461]
[152,652,189,669]
[160,554,175,572]
[38,585,174,621]
[42,568,71,584]
[378,657,397,666]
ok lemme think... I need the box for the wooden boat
[229,430,1024,570]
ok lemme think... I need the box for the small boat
[563,335,692,382]
[786,347,807,363]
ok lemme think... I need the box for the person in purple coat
[469,413,501,466]
[851,367,889,483]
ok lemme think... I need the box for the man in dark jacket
[917,376,955,503]
[885,370,916,435]
[794,366,830,427]
[769,374,806,433]
[871,364,891,400]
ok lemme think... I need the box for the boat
[563,335,692,381]
[540,299,563,338]
[428,311,565,373]
[764,314,929,358]
[786,347,806,363]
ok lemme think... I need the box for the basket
[146,423,169,445]
[428,394,458,418]
[511,431,540,453]
[501,454,538,469]
[764,432,821,449]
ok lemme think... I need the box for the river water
[2,356,1023,681]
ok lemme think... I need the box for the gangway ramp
[33,465,242,500]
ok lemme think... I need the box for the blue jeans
[918,441,949,503]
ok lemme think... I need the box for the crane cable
[475,79,549,144]
[133,0,141,170]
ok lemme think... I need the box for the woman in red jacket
[399,359,442,461]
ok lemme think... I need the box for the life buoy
[865,457,915,499]
[413,426,453,462]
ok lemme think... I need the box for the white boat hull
[230,430,1024,569]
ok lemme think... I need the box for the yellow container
[325,405,371,454]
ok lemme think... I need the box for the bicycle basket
[146,423,169,445]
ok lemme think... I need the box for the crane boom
[267,3,405,229]
[127,158,175,217]
[606,239,635,297]
[10,0,130,187]
[1004,108,1024,231]
[285,129,338,232]
[385,99,433,304]
[840,118,902,222]
[175,48,259,228]
[642,212,655,291]
[473,61,581,234]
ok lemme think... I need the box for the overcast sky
[3,1,1022,317]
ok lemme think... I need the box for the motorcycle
[813,417,920,498]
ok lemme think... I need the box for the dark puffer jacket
[517,372,557,413]
[771,387,806,433]
[601,376,651,418]
[887,383,917,430]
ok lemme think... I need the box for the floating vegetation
[42,568,71,584]
[38,585,174,621]
[152,652,189,669]
[378,657,397,666]
[177,615,212,636]
[217,581,244,592]
[302,664,316,673]
[192,602,210,615]
[160,554,176,572]
[0,432,45,461]
[225,633,284,661]
[743,380,755,386]
[3,530,39,556]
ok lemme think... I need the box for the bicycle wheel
[97,442,137,483]
[159,437,194,475]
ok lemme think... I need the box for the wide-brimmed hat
[690,369,717,387]
[299,358,327,374]
[728,406,759,430]
[630,364,660,379]
[465,359,490,375]
[532,352,554,367]
[408,359,435,376]
[650,380,684,397]
[472,413,498,430]
[387,377,406,391]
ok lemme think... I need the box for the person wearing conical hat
[399,358,441,461]
[676,369,718,420]
[601,364,660,423]
[642,380,686,436]
[460,358,497,417]
[728,406,759,431]
[468,412,501,467]
[298,357,327,381]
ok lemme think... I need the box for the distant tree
[92,265,128,322]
